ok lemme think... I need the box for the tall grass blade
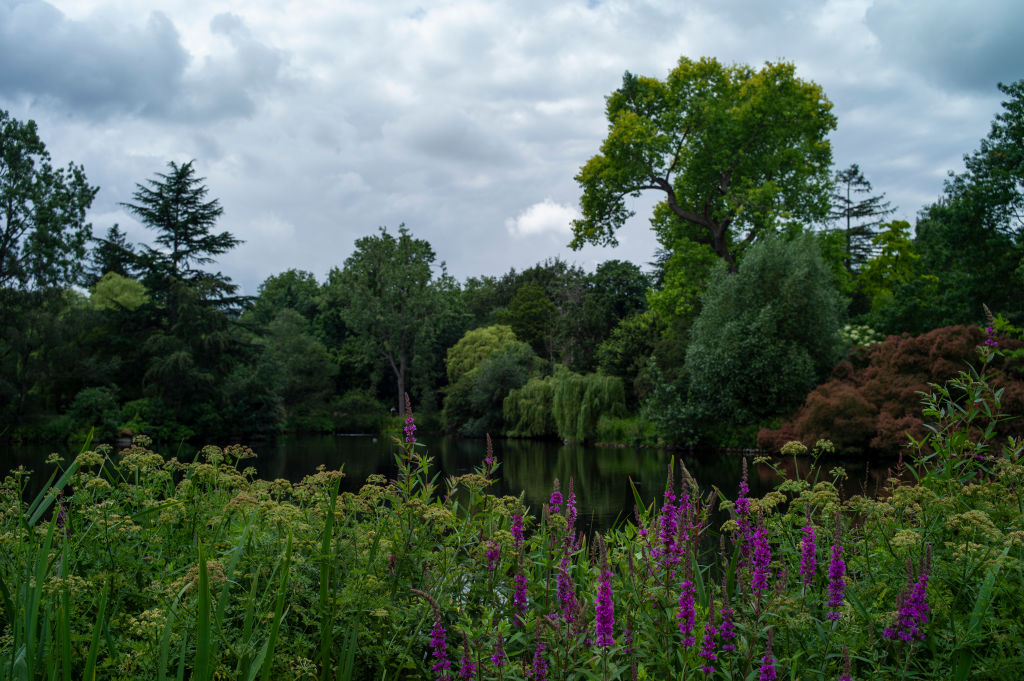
[320,473,342,681]
[196,541,212,681]
[82,581,109,681]
[337,618,360,681]
[259,530,294,681]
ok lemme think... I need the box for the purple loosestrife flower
[699,598,718,674]
[565,479,578,542]
[719,600,737,652]
[839,645,852,681]
[658,485,679,568]
[484,434,496,470]
[549,479,562,516]
[486,541,500,571]
[513,573,529,626]
[750,525,771,597]
[984,326,999,347]
[556,557,578,624]
[594,568,615,647]
[458,633,476,680]
[430,619,452,681]
[491,631,507,668]
[800,524,817,587]
[677,579,697,647]
[404,416,417,444]
[531,641,548,680]
[884,559,930,643]
[826,542,846,621]
[758,629,777,681]
[512,514,524,550]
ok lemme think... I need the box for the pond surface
[1,434,896,531]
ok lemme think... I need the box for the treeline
[2,64,1023,452]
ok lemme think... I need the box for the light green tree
[571,57,836,271]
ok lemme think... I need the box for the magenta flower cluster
[698,599,718,673]
[826,542,846,621]
[677,579,697,646]
[750,526,772,596]
[429,619,452,681]
[403,415,416,444]
[594,568,615,647]
[799,524,817,587]
[884,570,930,642]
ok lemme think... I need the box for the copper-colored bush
[758,326,1024,454]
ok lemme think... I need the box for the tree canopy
[0,110,97,290]
[571,57,836,270]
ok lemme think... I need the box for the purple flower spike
[826,542,846,621]
[512,514,524,550]
[513,572,528,626]
[532,641,548,681]
[800,524,817,587]
[594,568,615,647]
[677,579,697,647]
[884,562,930,643]
[750,525,771,596]
[429,619,452,681]
[698,598,718,674]
[549,479,563,516]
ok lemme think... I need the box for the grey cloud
[0,1,187,115]
[866,0,1024,92]
[0,1,288,123]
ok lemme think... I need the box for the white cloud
[505,199,580,239]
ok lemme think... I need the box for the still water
[1,434,895,530]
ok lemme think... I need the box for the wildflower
[658,468,679,572]
[884,556,930,643]
[491,631,506,668]
[750,525,771,597]
[719,598,737,652]
[549,479,563,515]
[800,524,817,587]
[698,597,718,673]
[594,572,615,646]
[403,394,417,444]
[512,514,525,551]
[486,542,500,571]
[758,629,777,681]
[677,579,697,647]
[839,645,852,681]
[458,633,476,680]
[484,434,496,469]
[565,478,578,541]
[531,641,548,680]
[513,573,528,626]
[430,619,453,681]
[826,541,845,621]
[984,326,998,347]
[556,557,578,623]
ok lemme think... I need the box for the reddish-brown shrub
[757,326,1024,454]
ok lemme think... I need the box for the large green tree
[0,110,97,290]
[571,57,836,270]
[330,225,449,414]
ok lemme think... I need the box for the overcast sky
[2,0,1021,295]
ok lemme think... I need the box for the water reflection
[2,435,897,532]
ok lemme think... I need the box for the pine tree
[829,164,895,272]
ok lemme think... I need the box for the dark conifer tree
[829,164,895,272]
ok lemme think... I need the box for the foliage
[497,282,558,360]
[89,272,149,311]
[5,336,1024,680]
[684,234,844,431]
[0,110,98,290]
[327,225,450,414]
[759,325,1024,454]
[571,57,836,270]
[828,163,895,272]
[504,368,627,442]
[443,341,539,437]
[444,325,521,385]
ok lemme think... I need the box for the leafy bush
[504,367,626,442]
[685,235,844,428]
[759,325,1024,454]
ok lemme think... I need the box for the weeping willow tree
[503,368,625,442]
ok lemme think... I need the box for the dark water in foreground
[1,434,895,530]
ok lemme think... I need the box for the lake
[1,433,897,531]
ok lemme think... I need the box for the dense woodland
[2,59,1023,454]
